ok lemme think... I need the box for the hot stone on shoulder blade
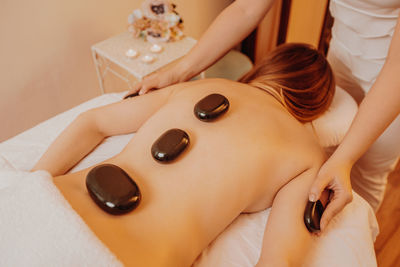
[194,94,229,122]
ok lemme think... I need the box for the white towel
[0,156,122,267]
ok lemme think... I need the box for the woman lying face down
[32,43,335,267]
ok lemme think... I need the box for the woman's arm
[257,167,321,266]
[32,86,176,176]
[127,0,275,96]
[309,16,400,230]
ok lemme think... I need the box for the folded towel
[0,156,122,267]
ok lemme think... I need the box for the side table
[91,32,197,94]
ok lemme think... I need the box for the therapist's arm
[32,86,176,176]
[309,16,400,231]
[127,0,275,96]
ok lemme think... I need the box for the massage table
[0,88,378,266]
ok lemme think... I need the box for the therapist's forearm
[32,112,104,176]
[331,17,400,165]
[332,68,400,164]
[175,0,275,81]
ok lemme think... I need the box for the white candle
[150,44,163,53]
[141,54,155,63]
[125,49,138,58]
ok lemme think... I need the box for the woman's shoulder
[275,119,327,168]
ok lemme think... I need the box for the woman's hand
[308,156,353,232]
[124,65,184,98]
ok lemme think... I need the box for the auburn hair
[240,43,335,122]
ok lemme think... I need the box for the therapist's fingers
[310,165,353,231]
[309,157,353,232]
[139,67,184,95]
[138,76,159,95]
[308,171,330,202]
[124,67,182,98]
[319,189,353,231]
[123,81,144,99]
[123,75,161,99]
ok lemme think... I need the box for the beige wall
[0,0,232,142]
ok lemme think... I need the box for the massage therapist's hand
[308,156,353,232]
[124,62,188,98]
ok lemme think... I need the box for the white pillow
[304,86,358,148]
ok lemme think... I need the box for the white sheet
[0,92,379,266]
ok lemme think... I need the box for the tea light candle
[125,49,138,58]
[141,54,155,63]
[150,44,163,53]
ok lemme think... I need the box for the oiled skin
[54,79,324,266]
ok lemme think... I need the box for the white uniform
[328,0,400,211]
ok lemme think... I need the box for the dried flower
[127,0,184,42]
[141,0,172,21]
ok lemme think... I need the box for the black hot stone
[151,128,189,163]
[194,93,230,121]
[86,164,141,215]
[123,91,139,99]
[304,200,325,233]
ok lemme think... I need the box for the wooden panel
[375,162,400,267]
[286,0,328,47]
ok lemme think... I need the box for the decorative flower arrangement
[128,0,184,43]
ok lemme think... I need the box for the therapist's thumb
[308,172,329,202]
[319,193,350,231]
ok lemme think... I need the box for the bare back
[54,79,325,266]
